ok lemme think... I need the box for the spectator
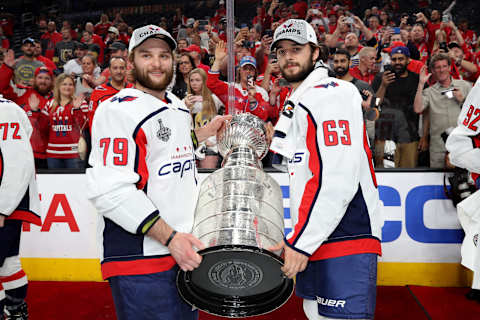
[208,41,270,120]
[98,41,129,83]
[94,13,112,37]
[105,26,120,47]
[410,23,429,64]
[53,28,76,69]
[64,42,100,78]
[368,15,382,41]
[43,73,87,169]
[184,68,224,168]
[62,20,78,41]
[416,10,450,52]
[184,44,210,72]
[0,58,53,169]
[11,38,45,86]
[177,38,189,53]
[373,45,421,168]
[448,42,479,82]
[350,47,377,85]
[333,48,377,145]
[458,18,477,50]
[82,30,104,64]
[74,54,101,98]
[89,56,133,127]
[33,40,57,73]
[327,16,376,68]
[172,52,195,99]
[41,21,62,60]
[413,54,472,168]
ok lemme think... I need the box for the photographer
[413,53,471,168]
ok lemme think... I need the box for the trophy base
[176,245,294,318]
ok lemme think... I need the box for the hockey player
[446,78,480,302]
[86,25,231,319]
[0,97,42,320]
[268,19,383,320]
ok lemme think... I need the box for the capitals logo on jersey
[314,81,339,89]
[111,96,138,103]
[157,119,171,142]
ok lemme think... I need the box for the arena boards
[19,172,471,286]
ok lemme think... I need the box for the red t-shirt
[349,66,375,85]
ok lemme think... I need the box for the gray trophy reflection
[177,113,293,318]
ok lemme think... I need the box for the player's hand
[268,240,309,279]
[0,215,4,228]
[168,232,205,271]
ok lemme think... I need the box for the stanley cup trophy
[177,113,294,318]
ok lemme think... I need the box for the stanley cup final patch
[157,119,171,142]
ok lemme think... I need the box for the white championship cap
[128,25,177,53]
[270,19,318,51]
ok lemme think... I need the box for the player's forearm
[147,217,174,246]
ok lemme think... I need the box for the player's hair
[51,73,75,111]
[187,68,217,122]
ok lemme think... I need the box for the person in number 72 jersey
[267,19,383,320]
[446,77,480,302]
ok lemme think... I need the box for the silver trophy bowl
[177,113,293,318]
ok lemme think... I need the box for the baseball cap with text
[129,25,177,53]
[271,19,318,51]
[239,56,256,68]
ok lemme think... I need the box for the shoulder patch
[94,85,107,91]
[111,96,138,103]
[314,81,339,89]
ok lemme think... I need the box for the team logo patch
[474,234,478,247]
[314,81,339,89]
[157,119,171,142]
[111,96,138,103]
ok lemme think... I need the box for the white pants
[303,299,369,320]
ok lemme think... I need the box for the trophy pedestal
[177,246,293,318]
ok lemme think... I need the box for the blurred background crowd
[1,0,479,170]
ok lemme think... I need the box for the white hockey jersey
[86,88,198,279]
[0,97,41,225]
[271,68,383,260]
[446,77,480,179]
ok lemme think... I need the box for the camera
[277,78,289,87]
[441,88,455,99]
[263,29,273,38]
[268,52,277,63]
[243,41,255,49]
[442,14,450,23]
[345,17,354,24]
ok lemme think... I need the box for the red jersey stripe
[309,238,382,261]
[363,123,377,188]
[0,270,26,283]
[101,256,176,279]
[7,209,42,225]
[134,128,149,190]
[287,114,321,247]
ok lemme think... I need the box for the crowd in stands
[1,0,479,170]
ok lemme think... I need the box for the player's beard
[280,53,315,84]
[132,63,173,91]
[333,66,348,77]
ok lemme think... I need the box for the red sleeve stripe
[287,107,322,248]
[101,256,176,280]
[309,237,382,261]
[7,210,42,226]
[0,270,26,283]
[363,122,377,188]
[133,127,149,190]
